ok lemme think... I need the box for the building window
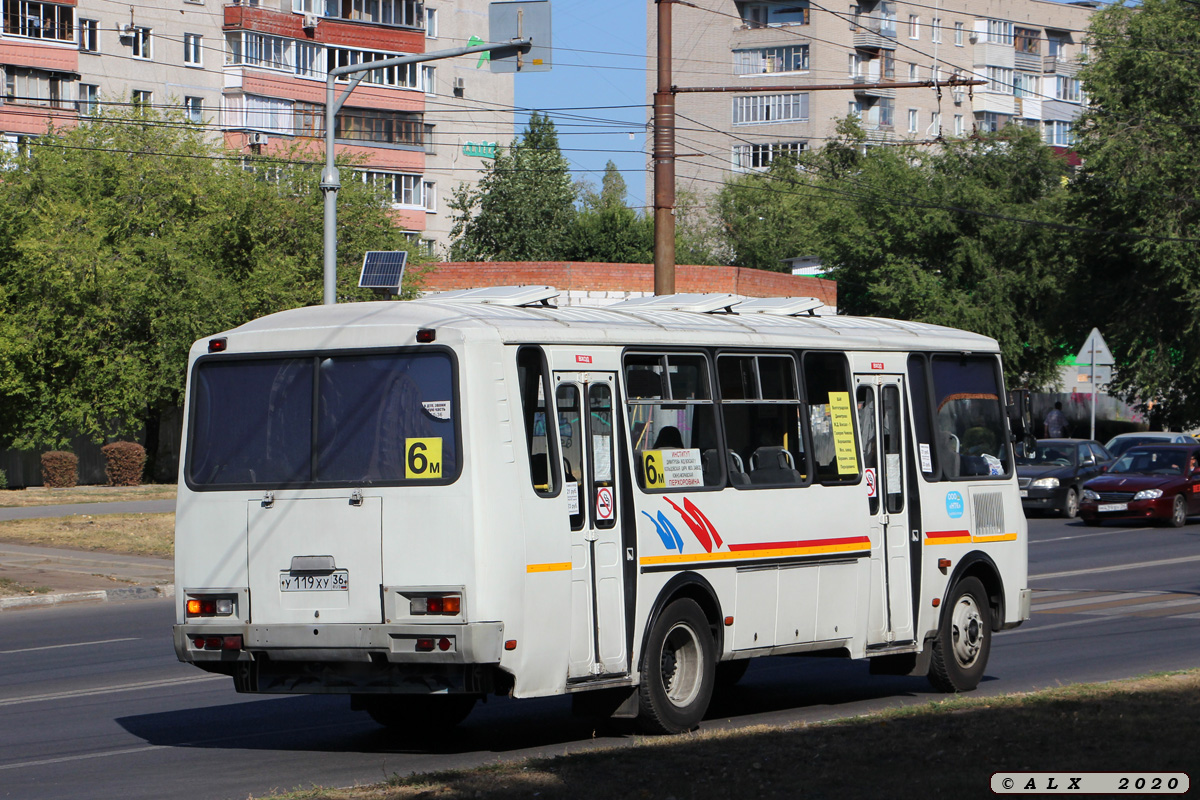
[421,64,436,95]
[327,0,423,28]
[1056,75,1082,103]
[292,0,320,11]
[77,82,99,115]
[1014,27,1040,54]
[424,122,435,154]
[741,1,809,28]
[732,93,809,124]
[423,180,436,211]
[908,14,919,39]
[877,97,894,128]
[986,19,1013,46]
[425,6,437,37]
[930,110,941,131]
[294,100,324,136]
[224,93,294,134]
[978,111,1009,132]
[327,47,418,89]
[849,100,861,118]
[931,17,941,43]
[226,32,290,71]
[732,140,805,171]
[3,0,74,41]
[361,171,426,207]
[907,108,918,133]
[954,21,964,46]
[79,18,98,52]
[184,33,203,66]
[1044,120,1074,146]
[908,62,917,80]
[184,96,203,123]
[130,26,152,59]
[336,107,424,146]
[295,42,323,78]
[4,67,70,108]
[954,114,963,136]
[1013,72,1038,98]
[986,66,1013,93]
[733,44,809,75]
[132,89,152,108]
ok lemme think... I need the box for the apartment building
[0,0,514,254]
[647,0,1095,197]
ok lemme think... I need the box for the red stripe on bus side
[727,536,871,552]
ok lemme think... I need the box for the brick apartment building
[0,0,515,254]
[649,0,1095,199]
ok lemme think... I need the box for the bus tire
[928,576,991,693]
[637,598,715,734]
[359,694,476,732]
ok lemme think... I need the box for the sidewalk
[0,502,175,612]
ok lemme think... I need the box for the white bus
[173,287,1029,734]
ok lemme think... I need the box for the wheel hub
[951,596,983,667]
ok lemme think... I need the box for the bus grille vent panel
[972,492,1004,539]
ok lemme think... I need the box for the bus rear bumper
[173,621,505,666]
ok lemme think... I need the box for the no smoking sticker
[596,486,614,521]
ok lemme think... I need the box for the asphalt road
[1,514,1198,800]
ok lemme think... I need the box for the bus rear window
[188,350,458,488]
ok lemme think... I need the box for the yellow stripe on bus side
[526,562,572,573]
[640,541,867,567]
[923,533,1018,545]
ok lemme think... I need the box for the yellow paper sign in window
[828,391,860,475]
[406,438,443,479]
[642,449,666,489]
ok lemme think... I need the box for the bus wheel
[928,577,991,693]
[637,598,715,734]
[359,694,476,732]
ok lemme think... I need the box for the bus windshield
[187,350,457,488]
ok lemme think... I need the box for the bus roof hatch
[422,285,560,307]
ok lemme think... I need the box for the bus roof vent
[423,285,560,307]
[734,296,825,316]
[609,293,738,314]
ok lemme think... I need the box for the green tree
[1068,0,1200,428]
[567,161,653,263]
[448,112,576,260]
[0,103,417,455]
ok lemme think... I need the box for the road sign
[489,1,551,72]
[1076,327,1114,366]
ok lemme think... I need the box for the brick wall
[423,262,837,307]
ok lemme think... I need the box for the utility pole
[652,0,676,296]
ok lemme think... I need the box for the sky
[512,0,650,209]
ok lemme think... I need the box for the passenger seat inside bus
[749,446,803,485]
[701,449,750,486]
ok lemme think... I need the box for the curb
[0,583,175,611]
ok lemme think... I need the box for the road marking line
[1031,553,1200,580]
[1034,591,1161,611]
[0,745,165,772]
[0,674,225,708]
[1031,527,1152,544]
[0,637,141,655]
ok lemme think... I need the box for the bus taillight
[411,594,461,615]
[191,635,242,651]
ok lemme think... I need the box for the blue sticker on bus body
[946,491,965,519]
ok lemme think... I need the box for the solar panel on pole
[358,251,408,295]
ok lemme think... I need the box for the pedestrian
[1044,401,1068,439]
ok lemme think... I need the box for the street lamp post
[320,40,531,305]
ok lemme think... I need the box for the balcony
[852,75,896,99]
[852,18,897,50]
[1043,55,1080,77]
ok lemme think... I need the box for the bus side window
[717,353,808,488]
[625,352,721,490]
[907,355,939,480]
[517,346,559,496]
[930,355,1011,479]
[802,351,860,485]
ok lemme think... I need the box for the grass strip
[0,513,174,557]
[0,484,176,508]
[251,670,1200,800]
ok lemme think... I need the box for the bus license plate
[1098,503,1128,513]
[280,570,349,592]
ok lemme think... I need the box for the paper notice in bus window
[828,391,860,475]
[592,435,612,481]
[422,401,451,420]
[919,443,933,473]
[566,481,580,514]
[886,453,901,493]
[642,449,703,489]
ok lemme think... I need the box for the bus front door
[856,375,915,645]
[554,373,628,680]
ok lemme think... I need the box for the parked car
[1017,439,1113,518]
[1103,432,1199,458]
[1079,444,1200,527]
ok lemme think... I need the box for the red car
[1079,444,1200,527]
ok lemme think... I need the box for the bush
[41,451,78,488]
[0,469,6,490]
[101,441,146,486]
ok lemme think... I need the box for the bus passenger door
[555,373,628,680]
[856,375,915,644]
